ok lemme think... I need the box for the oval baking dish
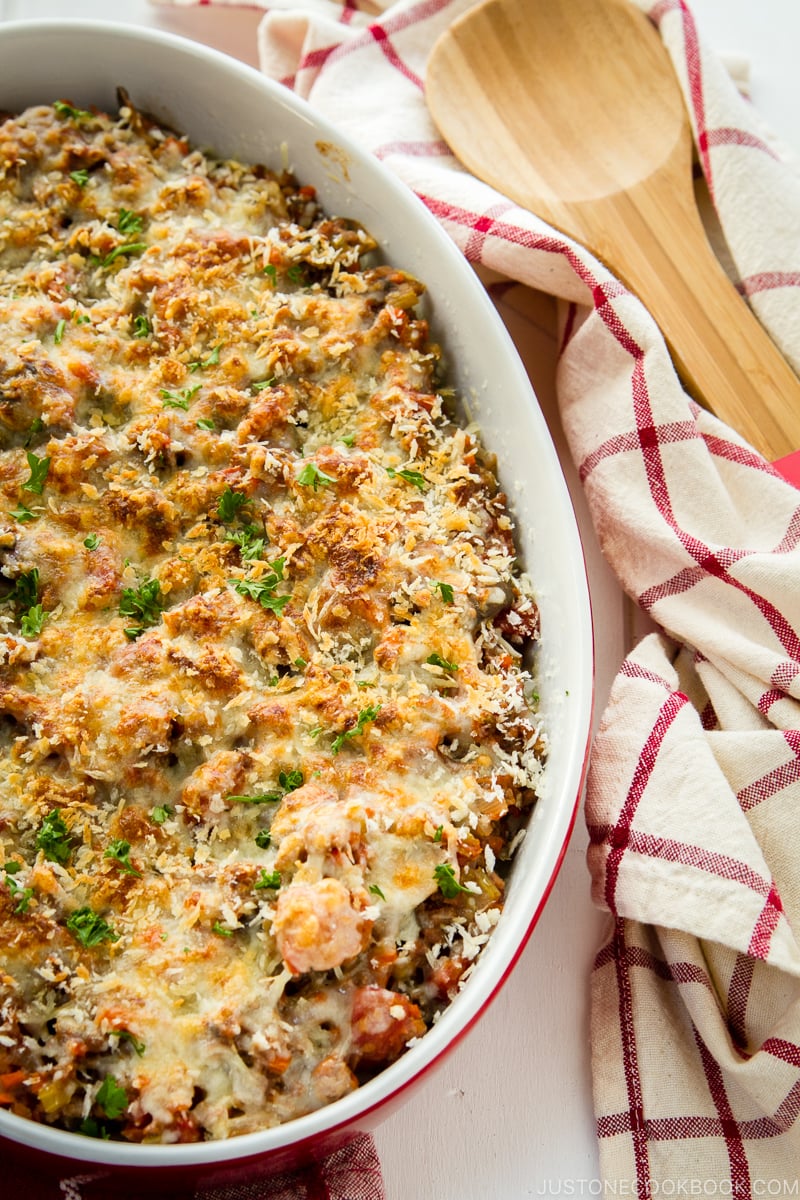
[0,19,594,1192]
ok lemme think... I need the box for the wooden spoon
[426,0,800,477]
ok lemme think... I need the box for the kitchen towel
[156,0,800,1193]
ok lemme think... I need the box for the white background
[0,2,797,1197]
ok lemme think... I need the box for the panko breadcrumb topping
[0,96,545,1143]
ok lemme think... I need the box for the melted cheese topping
[0,99,545,1142]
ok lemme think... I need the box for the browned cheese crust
[0,98,545,1142]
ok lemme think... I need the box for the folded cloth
[153,0,800,1192]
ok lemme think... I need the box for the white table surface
[0,2,797,1196]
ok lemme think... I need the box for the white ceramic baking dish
[0,19,594,1193]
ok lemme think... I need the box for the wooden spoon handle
[563,170,800,464]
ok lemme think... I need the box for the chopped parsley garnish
[150,805,172,826]
[22,451,50,494]
[279,768,304,793]
[386,466,426,490]
[3,863,33,914]
[36,810,72,865]
[24,417,44,447]
[54,100,92,120]
[95,1076,128,1120]
[117,208,143,235]
[212,920,233,937]
[101,242,146,268]
[294,656,307,669]
[368,884,386,901]
[20,604,46,639]
[286,264,306,285]
[84,533,101,550]
[228,791,283,805]
[104,839,141,877]
[255,870,281,890]
[119,577,165,639]
[434,863,470,899]
[69,168,90,188]
[434,581,454,604]
[254,829,272,849]
[297,463,335,491]
[426,652,459,673]
[251,377,275,392]
[54,318,66,345]
[230,558,290,614]
[66,906,119,947]
[79,1117,111,1140]
[8,503,37,523]
[340,433,356,447]
[3,568,39,611]
[217,486,249,523]
[74,313,92,325]
[226,524,266,561]
[196,418,216,431]
[433,825,444,843]
[262,263,277,283]
[111,1030,146,1056]
[331,703,381,754]
[188,345,221,372]
[159,384,200,411]
[132,314,151,338]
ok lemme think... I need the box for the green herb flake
[84,533,101,550]
[254,829,272,849]
[262,263,277,283]
[104,838,141,877]
[8,503,38,523]
[227,791,283,806]
[79,1117,111,1140]
[54,100,92,121]
[251,377,275,392]
[95,1076,128,1120]
[3,865,34,914]
[254,870,281,890]
[111,1030,146,1056]
[23,417,44,448]
[188,344,221,373]
[22,451,50,495]
[217,486,249,523]
[225,524,266,561]
[368,884,386,901]
[296,463,335,492]
[159,384,201,411]
[119,578,165,635]
[66,906,119,947]
[286,264,306,285]
[278,768,304,793]
[69,168,90,188]
[212,920,233,937]
[3,568,39,612]
[331,703,381,755]
[132,314,151,339]
[434,581,454,604]
[340,433,356,447]
[54,318,66,345]
[117,208,143,235]
[74,313,92,325]
[433,825,444,843]
[196,418,216,431]
[20,604,46,639]
[150,805,172,826]
[36,809,72,865]
[386,465,426,491]
[101,242,146,269]
[294,657,307,670]
[230,558,290,614]
[434,863,470,899]
[426,652,459,674]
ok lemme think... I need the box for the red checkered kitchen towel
[161,0,800,1194]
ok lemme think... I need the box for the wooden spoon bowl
[426,0,800,466]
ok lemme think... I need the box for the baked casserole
[0,97,545,1142]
